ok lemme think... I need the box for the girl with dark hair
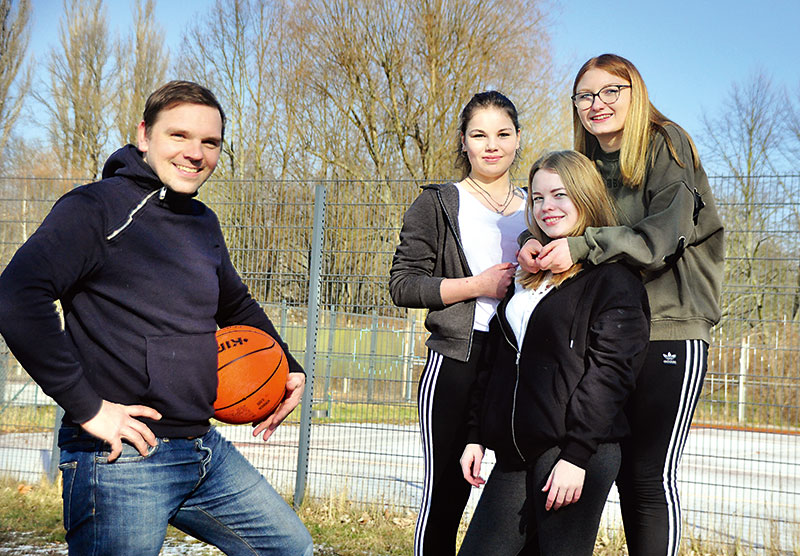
[389,90,527,556]
[458,150,650,556]
[518,54,724,556]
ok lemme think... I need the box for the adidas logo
[663,352,677,365]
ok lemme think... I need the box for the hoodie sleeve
[388,189,447,309]
[567,126,701,272]
[214,224,305,375]
[0,191,107,424]
[559,266,650,468]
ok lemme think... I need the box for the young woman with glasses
[390,91,527,556]
[518,54,724,556]
[458,150,650,556]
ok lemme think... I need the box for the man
[0,81,313,555]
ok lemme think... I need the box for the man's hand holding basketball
[253,372,306,442]
[80,400,162,462]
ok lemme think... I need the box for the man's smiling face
[137,103,223,194]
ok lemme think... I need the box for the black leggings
[414,333,487,556]
[616,339,708,556]
[458,444,621,556]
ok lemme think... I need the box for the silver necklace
[466,176,515,214]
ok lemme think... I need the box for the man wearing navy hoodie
[0,81,313,555]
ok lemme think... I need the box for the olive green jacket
[567,124,724,342]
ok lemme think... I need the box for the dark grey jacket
[389,183,477,362]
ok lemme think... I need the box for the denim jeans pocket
[95,440,160,464]
[58,460,78,530]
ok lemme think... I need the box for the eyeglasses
[571,85,631,110]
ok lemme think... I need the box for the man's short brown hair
[142,81,226,140]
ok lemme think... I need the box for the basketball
[214,325,289,424]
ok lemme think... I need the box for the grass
[0,401,417,436]
[0,477,63,546]
[0,405,56,433]
[0,476,418,555]
[306,401,417,425]
[4,476,796,555]
[300,492,415,556]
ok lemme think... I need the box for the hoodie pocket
[145,333,218,422]
[515,362,568,439]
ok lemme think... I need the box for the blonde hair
[572,53,700,188]
[519,150,618,289]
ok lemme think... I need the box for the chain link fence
[1,175,799,552]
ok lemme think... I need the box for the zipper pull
[159,186,167,200]
[569,339,574,349]
[516,351,521,364]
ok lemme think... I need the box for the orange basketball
[214,325,289,424]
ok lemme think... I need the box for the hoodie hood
[102,145,202,205]
[101,144,162,190]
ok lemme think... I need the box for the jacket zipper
[436,186,477,360]
[106,187,165,241]
[496,309,527,464]
[495,281,566,464]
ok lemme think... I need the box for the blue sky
[549,0,799,140]
[25,0,800,148]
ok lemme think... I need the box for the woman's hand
[542,459,585,511]
[440,262,516,304]
[474,262,517,299]
[516,238,543,273]
[460,443,486,487]
[536,238,573,274]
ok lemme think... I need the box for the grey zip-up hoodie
[389,183,477,362]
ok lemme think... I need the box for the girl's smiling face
[531,169,579,239]
[461,107,520,183]
[573,68,631,152]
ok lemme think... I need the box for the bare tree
[113,0,169,146]
[288,0,568,182]
[36,0,113,179]
[0,0,31,166]
[783,82,800,172]
[180,0,294,181]
[700,72,792,324]
[179,0,569,313]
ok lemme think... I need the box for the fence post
[279,298,288,338]
[401,316,416,402]
[323,307,337,402]
[0,346,7,409]
[48,406,65,482]
[294,184,326,509]
[367,315,378,402]
[738,336,749,423]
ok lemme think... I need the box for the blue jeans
[58,426,313,556]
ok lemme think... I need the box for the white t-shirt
[505,279,553,348]
[456,183,527,331]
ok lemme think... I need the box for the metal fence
[0,175,799,553]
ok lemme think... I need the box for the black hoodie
[467,263,650,469]
[0,145,302,437]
